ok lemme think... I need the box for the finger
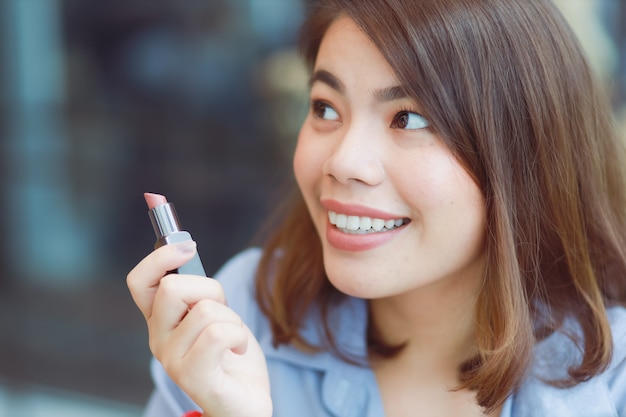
[159,299,245,361]
[127,241,198,317]
[149,277,227,352]
[172,320,249,388]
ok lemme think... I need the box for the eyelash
[309,99,336,119]
[310,99,429,130]
[392,107,421,129]
[311,99,328,117]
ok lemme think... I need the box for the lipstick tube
[145,193,207,277]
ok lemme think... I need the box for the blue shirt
[143,248,626,416]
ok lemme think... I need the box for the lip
[321,199,404,220]
[321,199,408,251]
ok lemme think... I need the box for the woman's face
[294,17,487,299]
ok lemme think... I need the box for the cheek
[293,126,323,193]
[293,128,329,240]
[293,131,309,191]
[392,157,452,209]
[403,152,479,207]
[398,151,486,241]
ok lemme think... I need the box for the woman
[127,0,626,416]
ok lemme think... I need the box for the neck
[368,269,482,374]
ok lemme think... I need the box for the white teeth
[372,218,385,231]
[335,214,347,228]
[346,216,360,231]
[328,210,407,233]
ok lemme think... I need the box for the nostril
[324,152,385,186]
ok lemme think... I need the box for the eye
[312,100,340,121]
[391,111,429,130]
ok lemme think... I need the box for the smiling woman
[126,1,626,416]
[294,16,487,307]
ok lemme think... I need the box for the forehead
[318,16,377,61]
[314,17,401,90]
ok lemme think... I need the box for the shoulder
[212,247,267,336]
[511,306,626,416]
[607,305,626,350]
[213,246,263,289]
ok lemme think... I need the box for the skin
[128,16,497,417]
[295,17,486,300]
[294,17,493,416]
[127,241,272,417]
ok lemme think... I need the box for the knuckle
[126,271,137,292]
[158,274,179,295]
[199,322,223,344]
[213,284,226,304]
[193,298,217,317]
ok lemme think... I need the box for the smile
[328,210,409,234]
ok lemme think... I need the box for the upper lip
[321,199,406,220]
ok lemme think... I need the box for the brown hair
[255,0,626,412]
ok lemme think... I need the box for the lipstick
[144,192,207,277]
[321,199,409,251]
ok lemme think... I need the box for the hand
[127,242,272,417]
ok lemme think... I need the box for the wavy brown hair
[255,0,626,412]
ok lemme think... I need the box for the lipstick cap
[148,203,182,238]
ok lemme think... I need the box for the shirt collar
[512,374,616,416]
[510,310,623,417]
[260,296,383,417]
[260,295,368,370]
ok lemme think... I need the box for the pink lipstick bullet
[144,192,207,276]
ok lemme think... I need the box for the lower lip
[325,221,405,251]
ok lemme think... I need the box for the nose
[323,121,385,186]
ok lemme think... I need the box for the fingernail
[175,241,197,254]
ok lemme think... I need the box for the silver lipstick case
[148,202,207,277]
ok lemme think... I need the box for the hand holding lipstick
[127,195,272,417]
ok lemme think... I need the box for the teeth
[328,211,407,234]
[335,214,347,228]
[372,218,385,231]
[346,216,360,231]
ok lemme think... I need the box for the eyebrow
[374,85,408,102]
[309,69,408,103]
[309,69,345,94]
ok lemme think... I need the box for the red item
[181,412,202,417]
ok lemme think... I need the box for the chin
[323,257,392,299]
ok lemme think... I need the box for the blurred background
[0,0,625,415]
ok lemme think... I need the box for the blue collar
[259,296,624,417]
[260,296,383,416]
